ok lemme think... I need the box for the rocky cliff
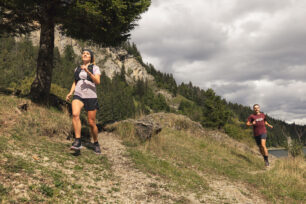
[24,28,154,84]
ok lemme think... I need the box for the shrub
[287,139,303,157]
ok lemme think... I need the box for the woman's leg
[72,99,84,139]
[87,110,98,142]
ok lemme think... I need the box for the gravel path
[97,132,267,204]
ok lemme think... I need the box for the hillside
[0,94,305,203]
[1,34,305,148]
[1,2,305,203]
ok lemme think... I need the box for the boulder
[104,116,162,142]
[134,118,162,142]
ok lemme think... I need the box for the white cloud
[131,0,306,124]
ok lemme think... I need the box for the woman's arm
[66,81,76,101]
[82,65,101,85]
[87,72,101,85]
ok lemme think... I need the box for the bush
[10,76,35,95]
[224,124,244,140]
[287,139,303,157]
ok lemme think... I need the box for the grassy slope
[0,94,305,203]
[112,113,306,203]
[0,94,112,203]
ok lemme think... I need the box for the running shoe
[94,142,101,154]
[264,159,270,167]
[71,139,82,150]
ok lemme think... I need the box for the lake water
[268,147,306,157]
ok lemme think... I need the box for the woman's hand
[66,92,73,101]
[81,64,90,73]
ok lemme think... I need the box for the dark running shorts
[73,95,99,111]
[254,134,267,146]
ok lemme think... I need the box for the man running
[246,104,273,167]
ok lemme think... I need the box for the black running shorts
[72,95,99,111]
[254,133,267,146]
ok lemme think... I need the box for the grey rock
[134,118,162,142]
[19,28,155,84]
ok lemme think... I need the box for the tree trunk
[30,2,54,104]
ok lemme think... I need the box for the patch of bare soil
[197,175,267,204]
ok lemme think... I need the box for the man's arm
[265,121,273,128]
[246,120,256,126]
[246,115,256,126]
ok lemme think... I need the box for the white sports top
[73,65,101,98]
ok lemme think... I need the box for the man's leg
[261,139,269,166]
[255,137,264,156]
[259,145,265,156]
[260,139,268,156]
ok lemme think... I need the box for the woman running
[66,49,101,154]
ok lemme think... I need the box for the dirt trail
[98,132,267,204]
[98,132,189,203]
[200,176,266,204]
[1,131,268,203]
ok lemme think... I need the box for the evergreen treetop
[0,0,151,104]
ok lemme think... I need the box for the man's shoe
[94,142,101,154]
[264,160,270,167]
[71,139,82,150]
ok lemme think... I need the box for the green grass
[171,94,194,107]
[0,137,112,203]
[52,172,65,188]
[129,149,209,193]
[248,157,306,203]
[3,154,35,174]
[0,184,8,202]
[146,128,262,177]
[0,136,8,153]
[224,120,255,147]
[71,184,82,190]
[40,184,54,197]
[0,94,114,203]
[115,117,305,203]
[1,94,305,203]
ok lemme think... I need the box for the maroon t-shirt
[247,113,267,136]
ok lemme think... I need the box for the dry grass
[0,94,71,140]
[253,157,306,203]
[113,113,306,203]
[1,94,304,203]
[0,94,112,203]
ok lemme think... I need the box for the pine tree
[0,0,151,104]
[202,89,230,129]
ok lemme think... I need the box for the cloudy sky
[130,0,306,125]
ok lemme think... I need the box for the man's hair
[253,104,260,108]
